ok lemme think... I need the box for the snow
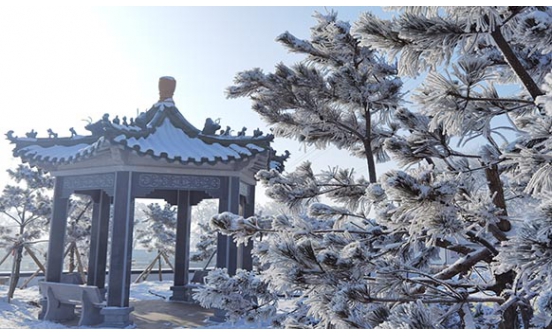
[152,100,175,112]
[115,118,263,163]
[229,143,252,155]
[0,280,532,332]
[245,143,265,151]
[0,280,271,330]
[110,122,142,132]
[19,141,102,164]
[0,284,68,329]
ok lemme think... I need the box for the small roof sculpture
[6,76,288,173]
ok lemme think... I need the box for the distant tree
[190,199,219,261]
[134,200,226,280]
[134,200,222,277]
[65,195,93,281]
[189,220,217,269]
[18,194,93,288]
[195,7,552,329]
[0,164,53,302]
[133,201,151,237]
[134,202,177,282]
[136,202,177,255]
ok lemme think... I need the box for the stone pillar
[238,184,255,271]
[170,190,193,302]
[87,190,110,290]
[212,176,240,322]
[40,176,69,320]
[216,176,240,275]
[45,177,69,282]
[102,171,135,327]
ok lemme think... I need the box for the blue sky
[0,6,395,203]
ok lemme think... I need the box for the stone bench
[39,281,106,326]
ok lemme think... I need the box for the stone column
[40,176,69,320]
[170,190,193,302]
[87,190,110,290]
[102,171,135,327]
[216,176,240,275]
[212,176,240,322]
[45,176,69,282]
[238,184,255,271]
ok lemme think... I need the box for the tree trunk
[7,246,23,302]
[484,164,511,232]
[490,26,542,100]
[492,270,518,328]
[499,304,519,329]
[363,106,377,183]
[74,245,86,283]
[364,139,377,183]
[519,303,533,328]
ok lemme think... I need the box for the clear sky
[0,5,397,204]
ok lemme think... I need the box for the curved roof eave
[5,77,281,173]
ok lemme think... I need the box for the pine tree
[190,220,217,267]
[134,202,177,282]
[0,164,53,302]
[226,10,402,184]
[64,195,93,282]
[194,7,552,329]
[135,202,177,254]
[17,195,93,289]
[189,199,219,266]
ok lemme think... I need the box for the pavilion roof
[6,77,289,172]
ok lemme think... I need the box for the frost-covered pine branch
[227,10,402,183]
[194,7,552,329]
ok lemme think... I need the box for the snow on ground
[0,281,495,334]
[0,280,264,330]
[0,284,63,329]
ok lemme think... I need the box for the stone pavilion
[6,76,287,327]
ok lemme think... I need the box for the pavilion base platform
[169,285,197,303]
[100,306,135,328]
[130,299,216,329]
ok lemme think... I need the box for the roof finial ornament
[253,128,264,137]
[159,76,176,102]
[220,126,232,136]
[26,129,37,138]
[202,118,221,135]
[6,130,16,141]
[47,129,58,139]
